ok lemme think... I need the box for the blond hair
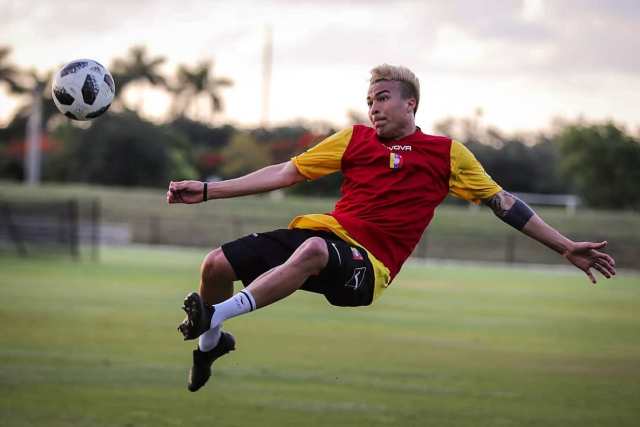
[370,64,420,114]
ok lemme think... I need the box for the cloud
[543,1,640,73]
[5,0,637,75]
[419,0,640,75]
[247,0,639,79]
[1,0,638,130]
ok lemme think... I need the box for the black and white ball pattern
[52,59,115,121]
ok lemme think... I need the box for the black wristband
[202,182,208,202]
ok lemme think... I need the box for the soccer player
[167,64,616,392]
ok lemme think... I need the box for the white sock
[198,324,221,352]
[210,289,256,329]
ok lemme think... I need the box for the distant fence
[0,198,100,260]
[515,193,580,215]
[1,198,638,270]
[100,213,639,270]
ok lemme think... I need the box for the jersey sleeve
[291,127,353,180]
[449,140,502,204]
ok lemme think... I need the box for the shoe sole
[178,292,210,340]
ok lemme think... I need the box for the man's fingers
[166,188,184,203]
[601,261,615,278]
[599,252,616,267]
[593,262,611,279]
[596,257,616,276]
[593,251,616,274]
[168,181,192,204]
[167,180,202,204]
[170,180,189,191]
[585,268,597,284]
[590,241,607,250]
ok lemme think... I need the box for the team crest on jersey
[351,247,363,260]
[389,152,403,169]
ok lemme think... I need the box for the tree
[253,125,315,164]
[110,45,168,109]
[168,117,236,179]
[0,46,27,95]
[169,116,234,150]
[46,111,196,187]
[13,70,57,123]
[171,60,232,123]
[530,137,565,194]
[556,122,640,210]
[0,68,58,184]
[220,132,270,179]
[435,112,566,194]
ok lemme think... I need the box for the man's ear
[407,98,417,114]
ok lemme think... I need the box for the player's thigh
[304,237,375,307]
[220,229,318,286]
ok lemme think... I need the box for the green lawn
[1,246,639,426]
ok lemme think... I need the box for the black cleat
[178,292,213,340]
[188,331,236,392]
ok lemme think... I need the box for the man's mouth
[373,118,386,128]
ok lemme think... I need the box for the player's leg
[180,247,238,392]
[182,235,327,335]
[247,236,328,307]
[199,247,236,305]
[195,248,236,352]
[180,235,328,392]
[205,236,329,330]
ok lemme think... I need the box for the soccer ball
[52,59,115,121]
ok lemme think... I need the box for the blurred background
[1,0,638,265]
[1,2,639,426]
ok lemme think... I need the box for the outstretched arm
[167,161,306,204]
[483,191,616,283]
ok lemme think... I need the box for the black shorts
[221,229,375,307]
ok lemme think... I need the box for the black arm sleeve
[499,199,534,230]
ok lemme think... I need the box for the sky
[1,0,639,133]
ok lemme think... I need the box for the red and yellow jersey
[290,125,501,300]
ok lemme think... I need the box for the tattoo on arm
[484,191,535,230]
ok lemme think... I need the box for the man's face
[367,80,415,139]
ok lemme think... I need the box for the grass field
[1,246,639,426]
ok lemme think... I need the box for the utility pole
[25,82,43,185]
[261,25,272,128]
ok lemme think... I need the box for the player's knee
[201,247,235,283]
[297,237,329,272]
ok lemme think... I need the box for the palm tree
[0,48,53,184]
[19,70,57,185]
[0,46,27,95]
[1,48,56,129]
[13,70,57,127]
[171,60,233,123]
[110,45,168,109]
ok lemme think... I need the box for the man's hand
[484,191,617,285]
[563,241,616,284]
[167,180,206,204]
